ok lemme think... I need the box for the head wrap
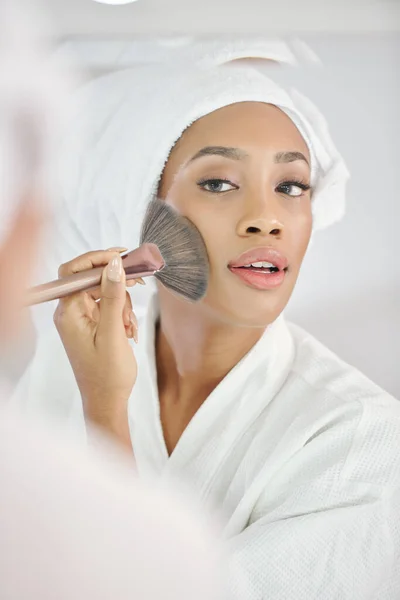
[55,41,349,263]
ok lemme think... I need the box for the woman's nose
[236,194,284,239]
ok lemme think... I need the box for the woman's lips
[228,246,288,291]
[229,247,288,270]
[228,266,286,290]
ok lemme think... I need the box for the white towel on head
[44,40,349,311]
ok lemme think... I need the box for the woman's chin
[204,296,285,329]
[209,273,295,326]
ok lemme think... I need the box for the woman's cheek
[289,208,312,248]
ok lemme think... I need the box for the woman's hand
[53,248,140,449]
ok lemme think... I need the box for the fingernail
[107,246,128,253]
[107,255,122,282]
[136,278,146,286]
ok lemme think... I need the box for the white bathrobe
[12,293,400,599]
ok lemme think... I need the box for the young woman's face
[159,102,313,327]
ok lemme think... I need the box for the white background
[42,0,400,36]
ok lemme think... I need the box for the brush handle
[25,243,165,306]
[26,265,156,306]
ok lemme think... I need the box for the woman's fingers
[86,278,137,302]
[53,292,95,341]
[56,248,129,327]
[107,247,128,253]
[55,247,142,342]
[95,254,127,347]
[53,248,138,438]
[129,309,138,344]
[121,291,138,343]
[94,290,137,341]
[58,249,144,294]
[122,290,133,329]
[58,248,127,278]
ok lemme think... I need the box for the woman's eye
[277,182,311,197]
[198,179,237,193]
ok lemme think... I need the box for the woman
[15,43,400,598]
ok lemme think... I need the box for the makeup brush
[26,198,209,305]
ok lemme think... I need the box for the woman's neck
[155,291,265,407]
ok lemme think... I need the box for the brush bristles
[140,198,209,302]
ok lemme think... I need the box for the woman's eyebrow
[188,146,248,163]
[274,151,309,166]
[187,146,309,166]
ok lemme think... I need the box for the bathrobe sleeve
[226,398,400,599]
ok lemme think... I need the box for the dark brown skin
[55,102,313,454]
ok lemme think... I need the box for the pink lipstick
[228,247,288,291]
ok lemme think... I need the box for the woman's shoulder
[275,321,400,487]
[286,320,397,406]
[238,321,400,504]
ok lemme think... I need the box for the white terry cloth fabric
[39,41,349,306]
[0,401,222,600]
[12,295,400,599]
